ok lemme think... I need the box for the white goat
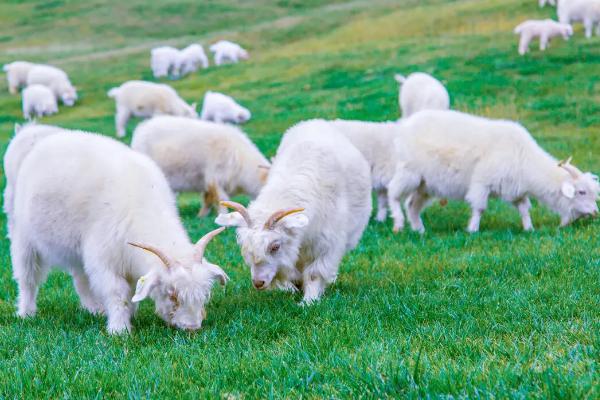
[9,131,228,334]
[200,91,251,124]
[215,119,372,304]
[107,80,197,137]
[151,46,180,78]
[178,44,209,75]
[22,84,59,120]
[3,123,66,238]
[558,0,600,38]
[388,110,600,233]
[394,72,449,118]
[514,19,573,55]
[328,119,399,223]
[131,116,269,216]
[209,40,249,66]
[26,64,77,106]
[3,61,36,94]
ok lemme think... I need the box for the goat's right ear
[215,212,247,227]
[561,181,576,199]
[132,271,160,303]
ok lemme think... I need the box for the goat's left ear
[215,212,247,227]
[280,213,309,232]
[132,271,160,303]
[561,181,575,199]
[206,264,228,286]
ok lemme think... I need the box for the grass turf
[0,0,599,397]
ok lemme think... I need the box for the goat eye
[578,190,587,195]
[268,243,280,254]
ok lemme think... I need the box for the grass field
[1,0,599,397]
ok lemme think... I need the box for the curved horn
[558,156,573,166]
[128,242,173,268]
[220,201,252,226]
[558,156,580,179]
[264,207,305,230]
[194,227,226,262]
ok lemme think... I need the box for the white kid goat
[107,80,197,137]
[200,91,251,124]
[394,72,449,118]
[514,19,573,55]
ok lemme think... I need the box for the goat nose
[253,279,266,289]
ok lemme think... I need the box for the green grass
[1,0,600,397]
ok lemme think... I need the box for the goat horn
[128,242,173,268]
[220,200,252,226]
[264,208,305,230]
[559,157,580,179]
[558,156,573,167]
[194,227,225,262]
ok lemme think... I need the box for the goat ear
[132,272,160,303]
[206,264,229,286]
[191,102,197,111]
[280,213,309,231]
[215,211,247,227]
[561,181,576,199]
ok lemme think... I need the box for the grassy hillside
[0,0,599,397]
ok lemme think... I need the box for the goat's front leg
[300,251,343,305]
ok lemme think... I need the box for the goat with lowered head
[388,110,599,233]
[8,130,228,334]
[215,119,372,304]
[107,80,197,137]
[131,115,269,217]
[200,91,251,124]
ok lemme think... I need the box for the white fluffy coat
[209,40,249,66]
[22,84,59,119]
[3,61,36,94]
[26,64,77,106]
[388,110,600,233]
[394,72,449,118]
[150,46,180,78]
[216,119,372,303]
[558,0,600,38]
[514,19,573,55]
[131,116,269,216]
[200,91,251,124]
[107,80,197,137]
[9,131,228,334]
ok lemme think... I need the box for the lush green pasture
[0,0,599,397]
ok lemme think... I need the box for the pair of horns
[128,227,225,268]
[220,200,304,230]
[558,156,580,179]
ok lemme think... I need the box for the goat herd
[1,1,599,334]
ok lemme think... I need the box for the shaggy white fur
[388,110,600,233]
[200,91,251,124]
[394,72,449,118]
[8,131,228,334]
[22,84,58,120]
[131,116,269,216]
[514,19,573,55]
[107,80,197,137]
[26,64,77,106]
[216,119,372,304]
